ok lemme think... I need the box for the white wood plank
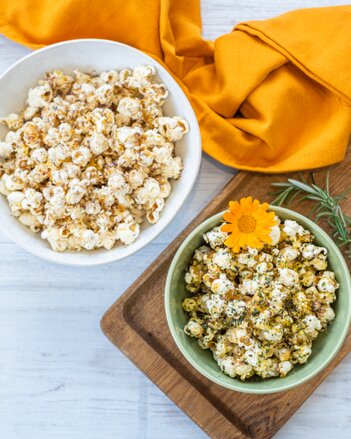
[0,1,350,438]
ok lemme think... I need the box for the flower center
[237,215,256,233]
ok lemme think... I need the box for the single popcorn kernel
[0,65,188,252]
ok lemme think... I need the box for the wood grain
[101,150,351,439]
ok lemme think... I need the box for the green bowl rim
[164,205,351,394]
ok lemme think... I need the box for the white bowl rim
[165,206,351,394]
[0,38,202,266]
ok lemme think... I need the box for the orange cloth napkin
[0,1,350,173]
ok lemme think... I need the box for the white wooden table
[0,1,350,438]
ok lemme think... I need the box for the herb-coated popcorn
[182,219,338,380]
[0,66,189,251]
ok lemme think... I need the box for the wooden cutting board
[101,149,351,439]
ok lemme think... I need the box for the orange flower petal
[253,209,274,220]
[224,233,240,249]
[233,244,242,253]
[221,223,237,233]
[238,233,249,248]
[240,197,252,215]
[228,201,241,216]
[255,231,273,244]
[223,211,239,223]
[247,233,261,248]
[246,234,256,248]
[259,202,270,211]
[251,233,264,248]
[246,198,260,215]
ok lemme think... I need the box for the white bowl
[0,39,201,266]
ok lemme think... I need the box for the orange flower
[221,197,276,253]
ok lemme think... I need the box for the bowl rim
[0,38,202,266]
[165,205,351,394]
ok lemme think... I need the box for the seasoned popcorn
[0,66,189,251]
[182,218,338,381]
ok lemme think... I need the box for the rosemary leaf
[271,172,351,259]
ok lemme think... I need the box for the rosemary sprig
[270,172,351,258]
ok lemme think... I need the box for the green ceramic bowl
[165,206,351,394]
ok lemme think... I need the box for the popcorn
[71,147,91,167]
[0,141,13,158]
[218,356,252,379]
[317,272,339,293]
[144,83,168,102]
[302,243,327,260]
[0,113,24,130]
[116,222,140,245]
[1,173,25,191]
[100,70,119,85]
[0,66,188,251]
[278,361,293,377]
[159,179,171,198]
[24,106,39,121]
[91,108,114,134]
[128,65,156,89]
[211,273,234,295]
[28,83,53,108]
[156,116,189,142]
[183,216,338,381]
[160,156,183,179]
[256,262,268,273]
[240,278,259,295]
[279,268,299,287]
[207,295,226,317]
[226,300,246,319]
[127,169,147,190]
[23,122,42,148]
[69,205,85,221]
[116,126,140,148]
[27,164,49,186]
[279,246,299,261]
[44,127,60,147]
[89,132,110,155]
[134,178,160,205]
[64,163,81,179]
[145,196,164,224]
[46,70,73,94]
[283,219,305,238]
[117,148,138,168]
[100,230,116,250]
[153,145,172,164]
[317,305,335,323]
[117,97,142,121]
[81,229,99,250]
[7,191,25,216]
[49,186,66,208]
[212,248,233,270]
[18,212,42,232]
[184,319,204,339]
[85,200,101,215]
[31,147,48,163]
[138,148,154,167]
[48,144,70,167]
[59,122,73,141]
[6,130,21,145]
[22,188,43,209]
[41,228,68,252]
[303,315,322,335]
[95,84,114,106]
